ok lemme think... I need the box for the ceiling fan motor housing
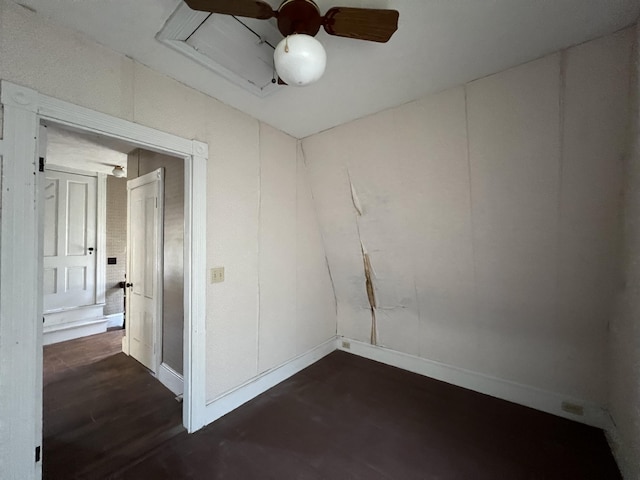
[277,0,322,36]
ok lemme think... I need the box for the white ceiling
[15,0,640,138]
[46,124,133,176]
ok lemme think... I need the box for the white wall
[256,125,336,375]
[609,23,640,480]
[302,29,632,406]
[0,0,336,404]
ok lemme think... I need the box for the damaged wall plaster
[301,28,632,406]
[350,173,378,346]
[361,244,378,345]
[350,173,378,345]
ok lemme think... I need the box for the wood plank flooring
[44,330,125,386]
[114,351,621,480]
[43,331,184,480]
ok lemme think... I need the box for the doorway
[40,124,187,477]
[0,80,208,479]
[40,124,188,384]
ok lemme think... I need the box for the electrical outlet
[210,267,225,284]
[561,401,584,416]
[342,340,351,349]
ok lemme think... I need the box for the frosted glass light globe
[274,34,326,87]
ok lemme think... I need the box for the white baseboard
[202,335,610,433]
[44,304,105,327]
[43,318,108,345]
[104,312,124,329]
[158,363,184,396]
[339,338,611,430]
[204,337,337,426]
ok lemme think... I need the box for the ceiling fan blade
[323,7,399,43]
[183,0,276,20]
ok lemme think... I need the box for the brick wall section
[105,176,127,315]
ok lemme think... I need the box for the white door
[127,169,164,373]
[43,169,97,312]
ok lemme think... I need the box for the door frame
[126,168,165,375]
[0,81,208,480]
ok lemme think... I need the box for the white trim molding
[43,318,108,346]
[0,82,42,480]
[338,338,612,430]
[0,80,208,480]
[44,304,105,327]
[95,173,107,306]
[36,94,194,156]
[156,2,280,98]
[204,337,338,425]
[158,363,184,397]
[44,304,107,345]
[104,312,125,329]
[183,139,208,432]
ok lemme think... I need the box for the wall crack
[361,243,378,346]
[348,169,363,216]
[350,175,377,345]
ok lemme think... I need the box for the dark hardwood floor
[112,350,620,480]
[44,330,125,386]
[43,331,184,480]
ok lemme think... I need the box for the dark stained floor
[44,330,125,386]
[43,331,184,480]
[113,350,620,480]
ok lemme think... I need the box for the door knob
[88,247,94,255]
[125,282,133,288]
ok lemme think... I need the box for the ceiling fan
[183,0,399,86]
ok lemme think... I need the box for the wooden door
[43,169,97,312]
[127,169,164,373]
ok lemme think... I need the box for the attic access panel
[157,2,282,97]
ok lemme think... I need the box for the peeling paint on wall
[361,243,378,345]
[350,173,377,344]
[302,28,632,410]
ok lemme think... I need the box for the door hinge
[39,157,45,172]
[35,446,41,463]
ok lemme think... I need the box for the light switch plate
[211,267,225,284]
